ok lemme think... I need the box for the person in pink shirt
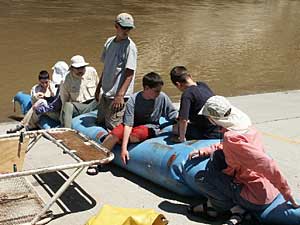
[187,95,299,225]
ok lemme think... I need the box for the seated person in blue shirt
[170,66,221,142]
[87,72,177,175]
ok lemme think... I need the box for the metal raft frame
[0,128,114,225]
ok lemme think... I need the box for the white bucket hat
[70,55,89,68]
[52,61,68,85]
[199,95,252,131]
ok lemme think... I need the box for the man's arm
[95,72,103,102]
[178,118,188,142]
[120,125,133,165]
[175,91,192,142]
[163,93,178,121]
[112,68,134,111]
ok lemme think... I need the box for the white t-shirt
[30,81,57,103]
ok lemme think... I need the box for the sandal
[6,125,24,134]
[86,165,99,176]
[187,202,218,220]
[222,213,244,225]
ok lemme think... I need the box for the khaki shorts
[96,96,126,130]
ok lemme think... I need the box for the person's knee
[102,134,120,150]
[109,124,124,140]
[63,102,74,112]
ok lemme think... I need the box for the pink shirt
[204,126,292,205]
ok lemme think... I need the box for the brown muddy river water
[1,0,300,122]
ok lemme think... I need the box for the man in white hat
[60,55,99,128]
[95,12,137,130]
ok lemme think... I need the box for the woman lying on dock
[187,95,299,225]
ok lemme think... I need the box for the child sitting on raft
[187,95,299,225]
[87,72,177,175]
[7,62,68,133]
[7,70,58,133]
[169,66,221,142]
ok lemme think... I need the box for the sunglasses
[72,66,86,70]
[118,24,133,30]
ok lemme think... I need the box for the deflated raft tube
[73,111,300,225]
[14,91,32,114]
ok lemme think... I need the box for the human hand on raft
[288,196,300,208]
[121,149,130,165]
[112,95,125,112]
[188,148,211,160]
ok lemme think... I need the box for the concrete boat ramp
[0,90,300,225]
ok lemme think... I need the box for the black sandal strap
[187,202,218,220]
[223,213,244,225]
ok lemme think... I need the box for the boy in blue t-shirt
[170,66,221,142]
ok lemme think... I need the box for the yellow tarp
[85,205,168,225]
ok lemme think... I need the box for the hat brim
[71,62,89,68]
[198,105,209,116]
[211,107,251,131]
[117,21,135,28]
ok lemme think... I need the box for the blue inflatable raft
[14,91,32,114]
[72,111,300,225]
[13,92,300,224]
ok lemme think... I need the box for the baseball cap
[115,13,135,28]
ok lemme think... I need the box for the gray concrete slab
[1,90,300,225]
